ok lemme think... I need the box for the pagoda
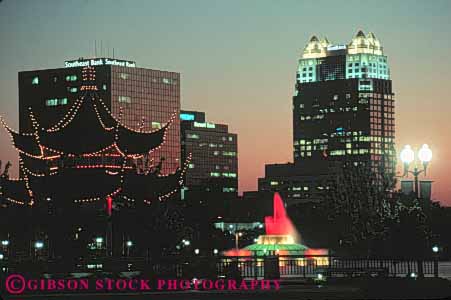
[0,66,189,259]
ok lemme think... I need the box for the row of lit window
[298,148,393,157]
[46,98,68,106]
[119,72,177,84]
[187,134,234,143]
[210,172,237,178]
[297,136,393,146]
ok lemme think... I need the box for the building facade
[180,110,238,194]
[259,31,395,204]
[18,58,180,174]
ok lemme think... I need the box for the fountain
[243,192,308,256]
[224,192,328,260]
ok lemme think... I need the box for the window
[102,84,107,91]
[46,99,57,106]
[46,98,68,106]
[228,136,233,142]
[152,122,161,129]
[32,76,39,85]
[68,87,78,93]
[119,73,130,80]
[65,75,77,82]
[187,134,199,139]
[222,172,237,178]
[222,151,236,157]
[118,96,131,103]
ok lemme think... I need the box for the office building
[180,110,238,194]
[259,31,395,204]
[18,58,180,174]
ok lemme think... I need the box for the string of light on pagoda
[92,101,115,131]
[0,179,26,206]
[93,96,175,160]
[74,186,122,204]
[122,195,136,203]
[73,155,127,204]
[124,116,174,161]
[2,78,174,161]
[97,96,176,135]
[156,153,192,202]
[18,157,34,206]
[5,197,25,205]
[34,97,119,157]
[139,117,146,132]
[45,96,85,132]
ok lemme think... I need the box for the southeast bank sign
[64,58,136,68]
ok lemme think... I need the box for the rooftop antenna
[100,40,103,57]
[94,40,97,58]
[107,41,110,57]
[113,47,115,59]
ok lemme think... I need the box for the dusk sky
[1,0,450,205]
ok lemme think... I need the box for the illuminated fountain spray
[224,192,328,262]
[243,192,307,256]
[262,192,300,243]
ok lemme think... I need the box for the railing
[2,255,444,280]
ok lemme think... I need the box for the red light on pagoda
[106,196,112,216]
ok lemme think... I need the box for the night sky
[1,0,450,205]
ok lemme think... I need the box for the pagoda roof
[27,168,122,201]
[0,177,31,205]
[122,168,183,201]
[1,92,172,158]
[39,95,115,155]
[0,119,42,157]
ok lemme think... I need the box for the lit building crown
[348,30,383,55]
[297,30,389,84]
[301,30,384,59]
[302,35,331,59]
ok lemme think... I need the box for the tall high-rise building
[259,31,395,204]
[18,58,180,174]
[180,110,238,194]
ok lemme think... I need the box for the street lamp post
[235,232,242,250]
[432,245,439,278]
[34,241,44,260]
[400,144,432,199]
[126,240,133,257]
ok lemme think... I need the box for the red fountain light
[264,192,296,236]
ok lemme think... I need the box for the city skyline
[1,0,451,205]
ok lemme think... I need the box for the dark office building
[180,110,238,194]
[259,31,395,204]
[18,58,180,174]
